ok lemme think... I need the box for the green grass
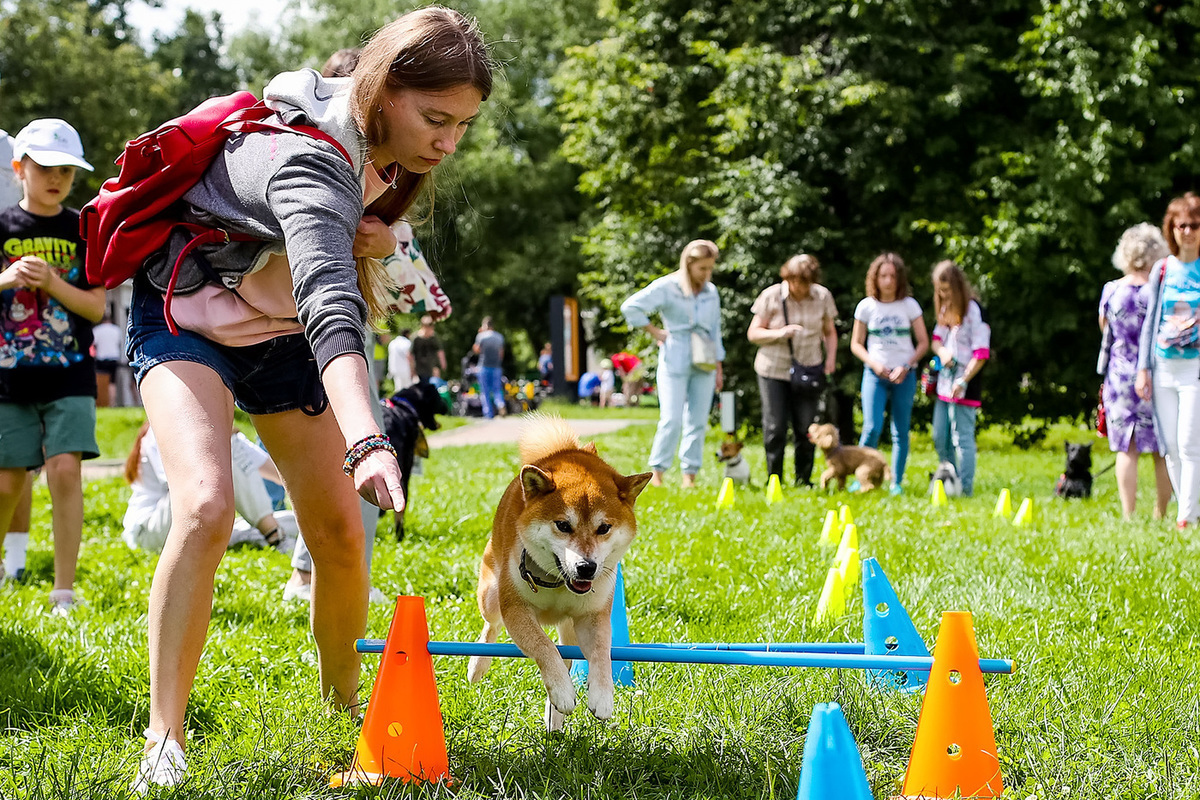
[3,417,1199,798]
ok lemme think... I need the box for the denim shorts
[126,277,326,416]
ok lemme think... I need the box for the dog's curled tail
[518,413,583,465]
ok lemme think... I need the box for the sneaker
[48,589,78,617]
[131,730,187,794]
[368,586,389,605]
[281,580,312,603]
[889,483,903,497]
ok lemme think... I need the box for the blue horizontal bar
[354,639,1014,674]
[636,642,867,654]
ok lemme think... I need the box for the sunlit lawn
[2,407,1198,798]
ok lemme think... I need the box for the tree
[275,0,604,374]
[0,0,180,198]
[555,0,1200,426]
[152,9,240,111]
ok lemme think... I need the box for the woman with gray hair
[1100,222,1170,519]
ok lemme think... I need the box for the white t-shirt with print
[854,296,923,369]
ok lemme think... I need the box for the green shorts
[0,396,100,469]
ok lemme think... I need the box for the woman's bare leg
[254,408,367,711]
[140,363,237,749]
[1115,444,1138,519]
[1153,453,1172,520]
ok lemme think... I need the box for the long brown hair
[351,6,494,226]
[932,259,973,326]
[124,422,151,485]
[865,252,910,300]
[349,6,495,319]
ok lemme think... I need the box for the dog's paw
[588,685,614,721]
[544,698,566,732]
[466,656,492,683]
[545,674,578,716]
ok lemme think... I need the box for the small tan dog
[467,415,652,730]
[807,422,890,491]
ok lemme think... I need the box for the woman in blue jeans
[621,239,724,488]
[930,260,991,497]
[850,253,928,494]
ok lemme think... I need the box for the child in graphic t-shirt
[0,119,103,614]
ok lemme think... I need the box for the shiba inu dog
[715,438,752,485]
[467,415,652,731]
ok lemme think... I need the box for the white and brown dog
[715,438,752,485]
[467,415,652,730]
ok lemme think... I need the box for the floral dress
[1100,279,1161,454]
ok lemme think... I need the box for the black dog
[1055,442,1093,499]
[381,381,448,539]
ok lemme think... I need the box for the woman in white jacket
[621,240,724,488]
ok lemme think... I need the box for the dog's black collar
[723,454,744,467]
[520,549,565,592]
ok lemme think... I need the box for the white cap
[12,119,93,171]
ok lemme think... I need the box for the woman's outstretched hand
[354,448,406,510]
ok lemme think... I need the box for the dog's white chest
[723,457,751,483]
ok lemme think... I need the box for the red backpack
[80,91,351,333]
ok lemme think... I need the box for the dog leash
[1094,460,1116,479]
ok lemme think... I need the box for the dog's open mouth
[552,555,594,594]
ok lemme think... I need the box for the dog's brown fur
[807,423,891,491]
[467,415,652,730]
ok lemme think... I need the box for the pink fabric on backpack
[170,160,393,347]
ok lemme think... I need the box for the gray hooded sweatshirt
[144,69,369,373]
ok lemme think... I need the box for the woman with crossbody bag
[747,254,839,487]
[1137,193,1200,529]
[621,239,725,488]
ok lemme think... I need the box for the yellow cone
[812,566,845,626]
[993,489,1013,519]
[819,510,840,546]
[839,505,854,527]
[838,547,859,590]
[931,479,948,507]
[836,523,859,564]
[716,477,735,509]
[766,474,783,505]
[1012,497,1034,527]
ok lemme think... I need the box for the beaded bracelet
[342,433,397,476]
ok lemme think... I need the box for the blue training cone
[795,702,873,800]
[571,563,634,687]
[861,557,930,693]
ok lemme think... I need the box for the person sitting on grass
[122,422,297,554]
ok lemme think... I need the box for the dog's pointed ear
[618,472,654,504]
[521,465,556,499]
[581,441,598,455]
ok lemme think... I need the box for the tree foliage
[0,0,180,199]
[285,0,605,367]
[556,0,1200,423]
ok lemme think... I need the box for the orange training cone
[899,611,1003,799]
[331,596,450,787]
